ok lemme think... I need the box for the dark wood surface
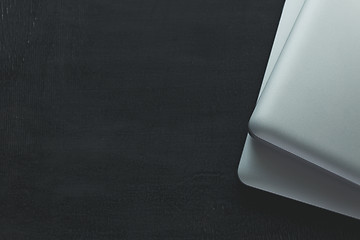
[1,0,360,239]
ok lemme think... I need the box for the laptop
[239,0,360,219]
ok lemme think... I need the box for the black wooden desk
[1,0,360,239]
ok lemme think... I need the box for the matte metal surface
[249,0,360,186]
[239,136,360,220]
[239,0,360,220]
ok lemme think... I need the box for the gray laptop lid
[249,0,360,186]
[239,0,360,220]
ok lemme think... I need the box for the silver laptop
[239,0,360,219]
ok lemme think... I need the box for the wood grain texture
[1,0,360,239]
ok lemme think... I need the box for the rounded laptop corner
[237,151,255,187]
[248,113,267,142]
[237,163,251,186]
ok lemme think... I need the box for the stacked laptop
[238,0,360,219]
